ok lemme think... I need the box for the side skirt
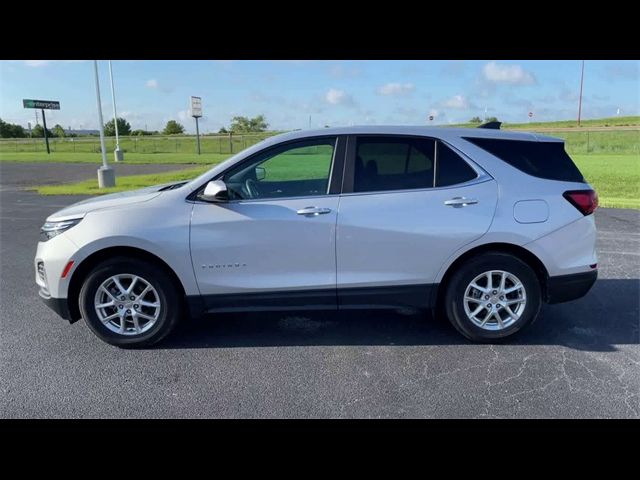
[186,283,437,318]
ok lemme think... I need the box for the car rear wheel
[79,257,181,347]
[444,252,542,342]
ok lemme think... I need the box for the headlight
[40,218,82,241]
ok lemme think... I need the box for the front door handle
[297,206,332,216]
[444,197,479,208]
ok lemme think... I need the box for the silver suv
[35,125,598,347]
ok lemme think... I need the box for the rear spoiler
[478,121,501,129]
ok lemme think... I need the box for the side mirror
[200,180,229,202]
[255,166,266,181]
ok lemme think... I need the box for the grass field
[452,115,640,129]
[0,133,272,155]
[34,152,639,209]
[0,152,229,164]
[36,166,211,195]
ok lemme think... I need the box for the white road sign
[190,96,202,118]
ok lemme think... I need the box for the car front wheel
[444,252,542,342]
[79,257,181,347]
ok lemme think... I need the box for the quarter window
[436,142,478,187]
[464,137,585,183]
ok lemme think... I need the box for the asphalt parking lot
[0,163,638,418]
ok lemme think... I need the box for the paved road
[0,173,638,418]
[0,162,190,191]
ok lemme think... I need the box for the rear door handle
[296,206,332,216]
[444,197,478,207]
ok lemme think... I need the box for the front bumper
[39,289,71,320]
[546,269,598,304]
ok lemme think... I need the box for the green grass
[504,116,640,129]
[451,115,640,129]
[0,151,232,164]
[35,153,639,209]
[573,154,640,209]
[0,133,272,155]
[35,166,210,195]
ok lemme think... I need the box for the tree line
[1,114,272,139]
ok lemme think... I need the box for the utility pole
[577,60,585,126]
[93,60,116,188]
[108,60,123,161]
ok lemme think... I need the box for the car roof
[262,125,563,144]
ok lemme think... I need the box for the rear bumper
[39,289,70,321]
[546,270,597,304]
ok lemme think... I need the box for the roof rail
[478,121,501,129]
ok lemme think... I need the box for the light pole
[94,60,116,188]
[577,60,585,126]
[108,60,124,161]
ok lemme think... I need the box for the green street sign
[23,99,60,110]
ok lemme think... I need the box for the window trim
[187,135,346,203]
[341,134,488,195]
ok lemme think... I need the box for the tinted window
[436,142,478,187]
[223,137,335,200]
[354,137,435,192]
[464,137,585,182]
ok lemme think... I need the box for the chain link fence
[0,129,638,156]
[0,133,275,155]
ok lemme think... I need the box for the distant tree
[131,129,152,136]
[104,117,132,136]
[163,120,185,135]
[0,118,27,138]
[32,124,52,138]
[324,125,330,128]
[218,127,228,134]
[52,124,66,138]
[469,116,483,123]
[485,116,499,123]
[229,114,269,133]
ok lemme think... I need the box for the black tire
[79,257,182,348]
[444,252,542,342]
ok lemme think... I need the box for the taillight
[563,189,598,215]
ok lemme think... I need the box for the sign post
[528,111,533,123]
[108,60,124,162]
[93,61,115,188]
[190,96,203,155]
[23,99,60,154]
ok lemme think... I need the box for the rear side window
[464,137,585,183]
[354,137,435,192]
[436,142,478,187]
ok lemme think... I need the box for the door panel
[336,180,498,290]
[191,196,339,302]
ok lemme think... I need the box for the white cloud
[23,60,50,67]
[441,94,471,109]
[20,60,86,67]
[325,88,355,106]
[145,79,159,89]
[177,110,190,121]
[482,61,536,85]
[377,82,415,96]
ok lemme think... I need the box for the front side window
[354,137,435,193]
[222,137,336,200]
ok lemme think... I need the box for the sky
[0,60,638,133]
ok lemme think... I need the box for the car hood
[46,183,176,221]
